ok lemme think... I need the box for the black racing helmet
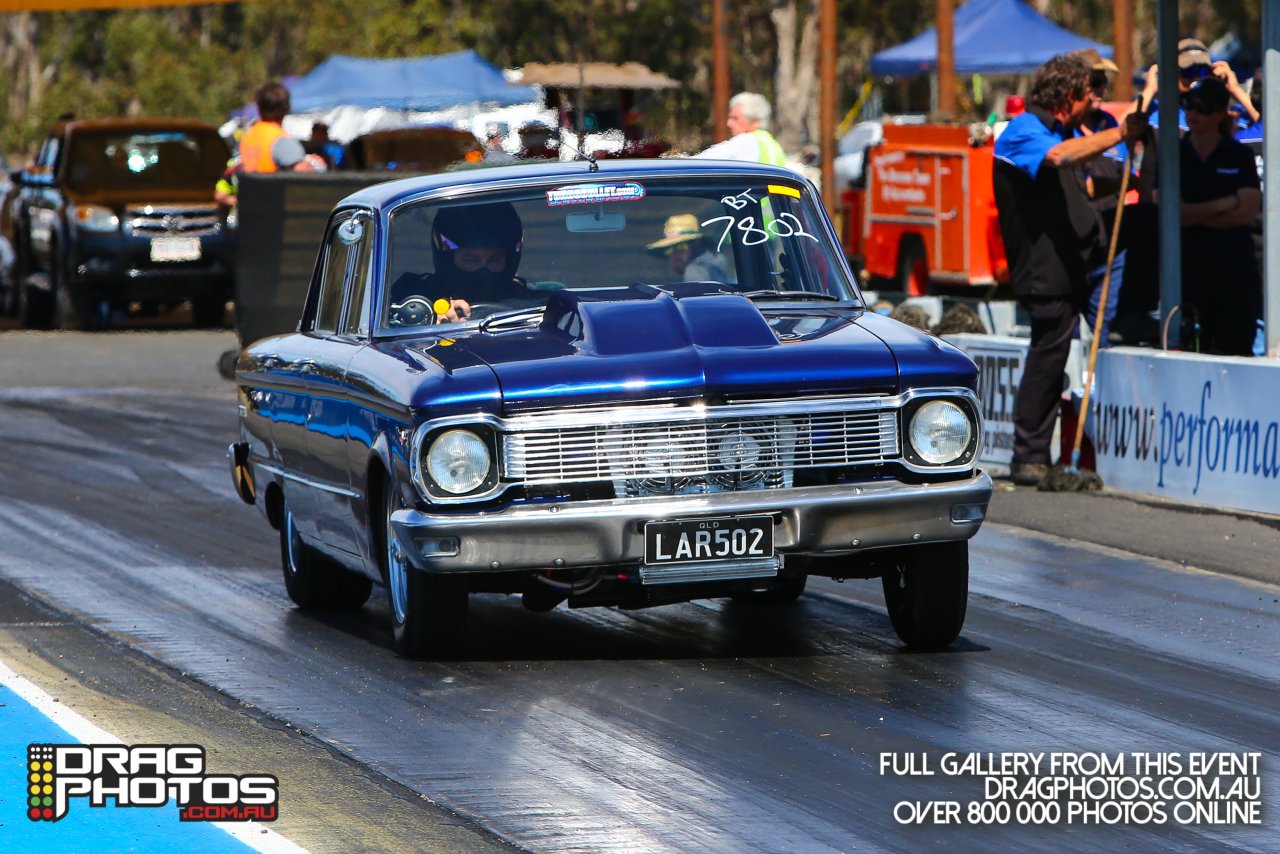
[431,202,523,278]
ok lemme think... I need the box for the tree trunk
[770,0,819,153]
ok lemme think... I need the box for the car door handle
[939,209,958,221]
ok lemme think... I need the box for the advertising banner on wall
[945,334,1026,473]
[946,334,1082,474]
[1094,349,1280,516]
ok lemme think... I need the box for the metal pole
[712,0,729,143]
[820,0,836,215]
[1265,0,1280,356]
[937,0,954,116]
[1156,0,1181,346]
[1112,0,1133,102]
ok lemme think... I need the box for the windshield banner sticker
[546,182,646,206]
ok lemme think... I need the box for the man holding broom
[992,53,1148,486]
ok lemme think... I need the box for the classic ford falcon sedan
[228,158,992,659]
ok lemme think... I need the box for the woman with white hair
[694,91,787,166]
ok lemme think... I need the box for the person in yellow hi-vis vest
[694,92,789,166]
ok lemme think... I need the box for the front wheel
[50,251,94,330]
[280,502,373,610]
[381,481,468,659]
[881,541,968,649]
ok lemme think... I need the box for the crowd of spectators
[990,40,1265,484]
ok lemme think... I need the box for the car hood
[405,286,976,412]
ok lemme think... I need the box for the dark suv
[7,118,235,329]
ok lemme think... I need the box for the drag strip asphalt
[0,331,1276,852]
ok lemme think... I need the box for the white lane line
[0,657,310,854]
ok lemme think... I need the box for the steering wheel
[387,296,433,327]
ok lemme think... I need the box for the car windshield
[64,130,228,194]
[380,175,860,332]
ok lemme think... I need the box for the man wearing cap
[647,214,735,283]
[1139,37,1255,132]
[992,53,1148,485]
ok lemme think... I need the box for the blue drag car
[228,159,991,658]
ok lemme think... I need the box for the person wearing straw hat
[646,214,735,283]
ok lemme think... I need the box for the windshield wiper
[478,306,545,333]
[737,289,842,302]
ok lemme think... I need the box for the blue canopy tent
[870,0,1112,76]
[230,50,539,119]
[287,50,538,112]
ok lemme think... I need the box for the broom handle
[1070,133,1135,464]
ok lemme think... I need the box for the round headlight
[908,400,972,465]
[426,429,491,494]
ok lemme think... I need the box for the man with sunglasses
[1138,37,1256,133]
[1140,37,1213,131]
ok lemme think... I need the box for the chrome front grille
[126,206,222,237]
[503,399,900,487]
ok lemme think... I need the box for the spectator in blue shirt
[992,53,1148,486]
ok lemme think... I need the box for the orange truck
[841,122,1009,296]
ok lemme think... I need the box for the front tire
[881,541,968,649]
[381,480,467,659]
[280,502,373,610]
[50,249,93,330]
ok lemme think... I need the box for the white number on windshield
[702,192,819,253]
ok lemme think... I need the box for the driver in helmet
[389,201,536,324]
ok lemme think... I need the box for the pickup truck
[6,117,235,329]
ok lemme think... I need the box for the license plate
[644,516,774,565]
[150,236,201,262]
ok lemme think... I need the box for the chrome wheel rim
[386,489,409,626]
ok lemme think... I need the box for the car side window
[340,215,374,337]
[313,215,357,334]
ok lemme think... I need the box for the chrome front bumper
[390,472,992,574]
